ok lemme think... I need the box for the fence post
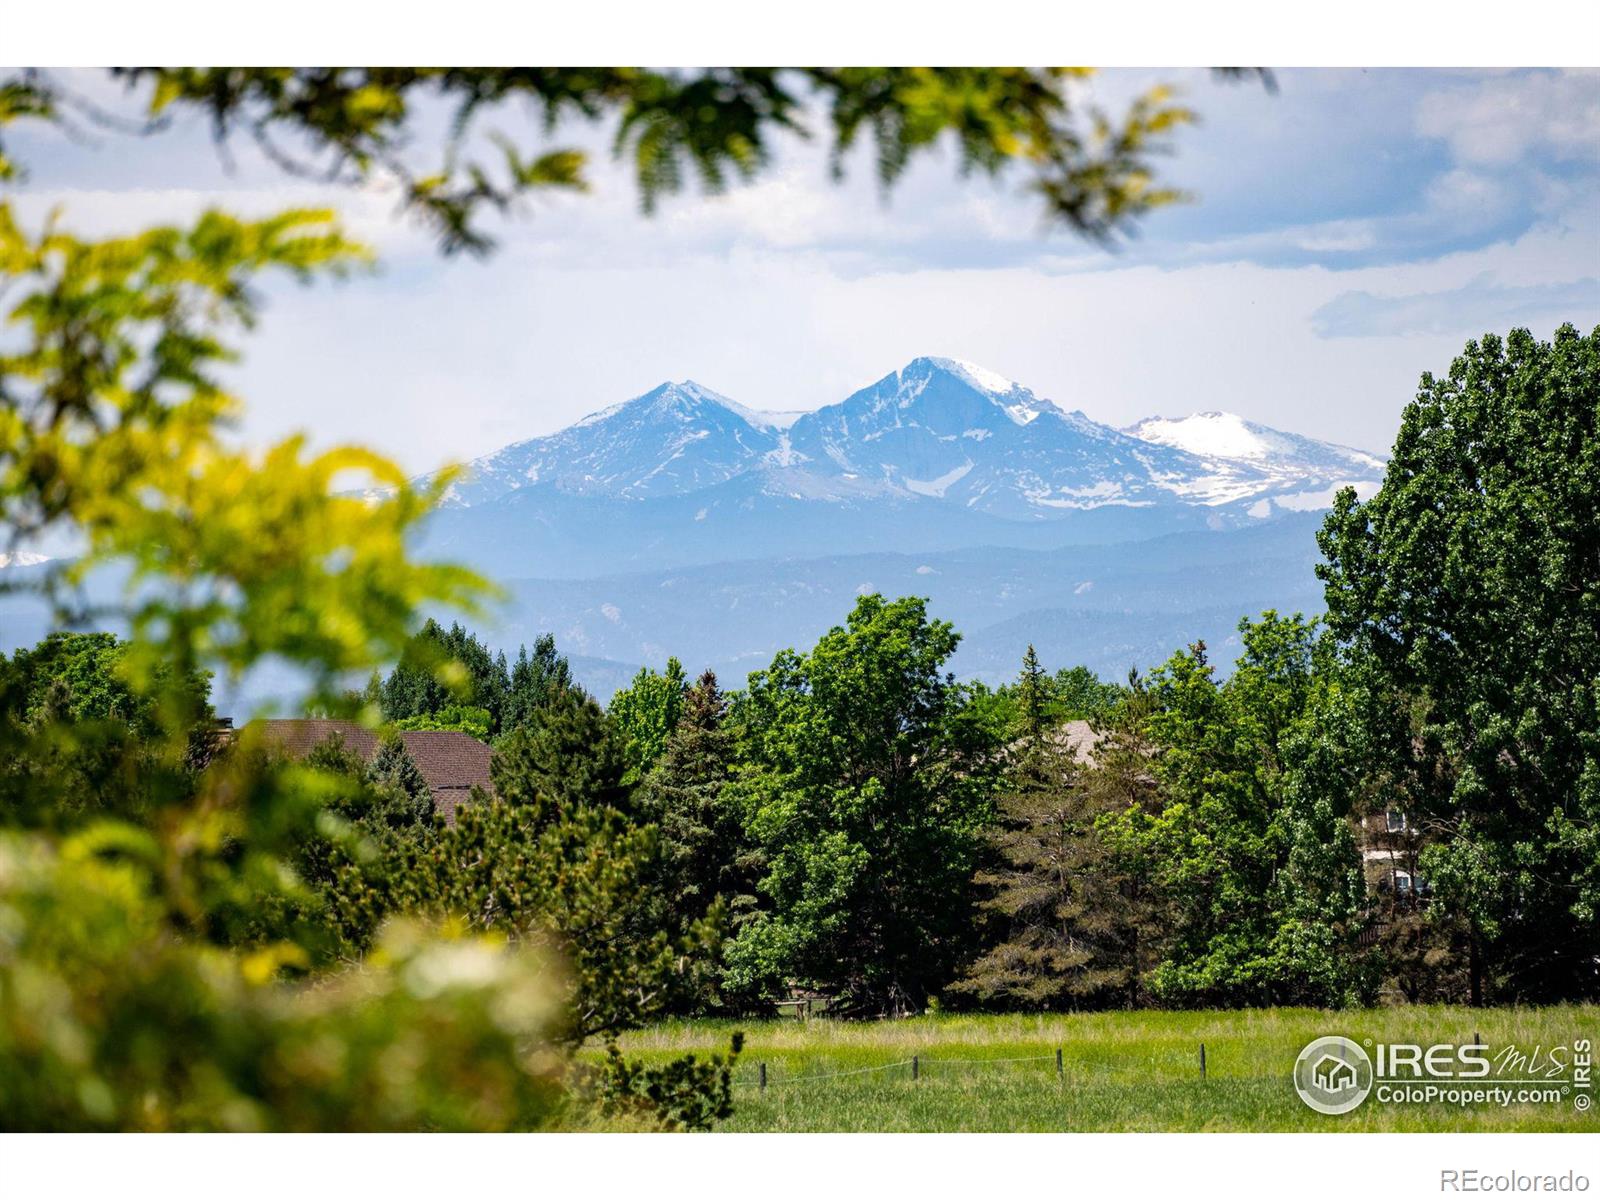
[1056,1047,1063,1079]
[759,1062,767,1093]
[912,1055,919,1081]
[1199,1042,1207,1081]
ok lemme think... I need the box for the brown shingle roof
[245,719,493,825]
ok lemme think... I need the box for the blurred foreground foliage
[0,194,735,1129]
[0,68,1268,255]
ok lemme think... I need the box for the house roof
[245,719,494,825]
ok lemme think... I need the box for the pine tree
[492,686,630,825]
[953,684,1164,1011]
[641,671,754,938]
[502,634,573,733]
[367,733,434,827]
[1016,644,1047,744]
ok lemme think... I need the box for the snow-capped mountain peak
[918,356,1020,398]
[416,361,1388,523]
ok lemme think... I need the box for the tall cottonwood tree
[726,594,1002,1012]
[1318,324,1600,1003]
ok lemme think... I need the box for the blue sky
[8,67,1598,465]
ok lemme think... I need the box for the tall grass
[617,1007,1600,1132]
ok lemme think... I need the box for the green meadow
[618,1008,1600,1132]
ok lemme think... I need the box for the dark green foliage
[954,677,1169,1011]
[585,1035,742,1131]
[1015,644,1047,742]
[366,734,434,828]
[726,594,1003,1013]
[1100,616,1369,1007]
[379,619,505,729]
[639,670,759,1009]
[503,634,574,732]
[0,633,210,829]
[492,687,631,822]
[1318,324,1600,1003]
[379,621,572,737]
[8,631,211,737]
[387,725,730,1100]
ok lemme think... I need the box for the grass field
[617,1007,1600,1132]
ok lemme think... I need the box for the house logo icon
[1294,1036,1374,1115]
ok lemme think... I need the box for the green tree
[1016,644,1048,743]
[388,727,734,1127]
[380,619,507,731]
[502,634,574,731]
[366,733,434,827]
[1103,615,1367,1007]
[726,594,1002,1013]
[493,685,632,820]
[1317,324,1600,1003]
[8,631,211,736]
[609,656,688,781]
[957,669,1173,1011]
[639,670,757,1004]
[1050,665,1124,721]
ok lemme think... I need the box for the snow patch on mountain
[905,461,974,498]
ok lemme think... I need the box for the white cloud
[1415,70,1600,167]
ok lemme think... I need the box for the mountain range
[2,357,1391,706]
[414,356,1386,580]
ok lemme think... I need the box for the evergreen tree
[379,620,501,727]
[501,634,574,733]
[367,733,434,828]
[640,671,756,947]
[379,622,574,738]
[1016,644,1047,743]
[955,681,1164,1010]
[389,729,734,1126]
[492,686,630,823]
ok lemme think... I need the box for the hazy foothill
[0,68,1596,1133]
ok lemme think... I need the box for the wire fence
[735,1051,1064,1091]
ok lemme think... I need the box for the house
[246,718,494,825]
[1357,806,1431,906]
